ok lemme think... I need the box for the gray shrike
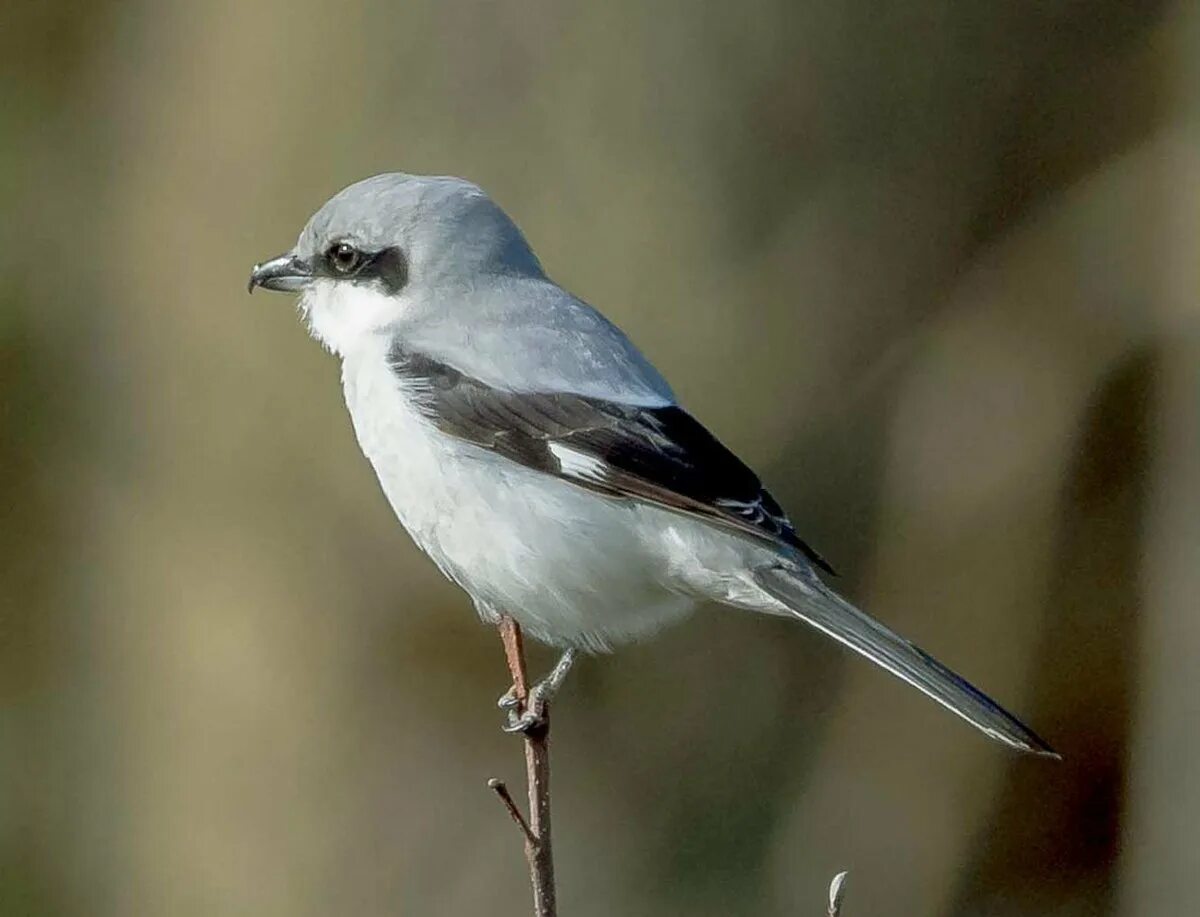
[249,173,1055,756]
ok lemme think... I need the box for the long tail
[754,565,1058,757]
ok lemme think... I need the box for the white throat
[299,279,403,356]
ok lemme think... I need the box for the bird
[248,172,1056,757]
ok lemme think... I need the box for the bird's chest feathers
[340,349,463,542]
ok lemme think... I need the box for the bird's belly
[343,359,695,650]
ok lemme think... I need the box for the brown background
[2,1,1197,914]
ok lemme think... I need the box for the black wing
[390,345,833,573]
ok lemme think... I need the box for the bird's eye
[326,241,362,274]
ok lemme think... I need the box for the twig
[488,615,557,917]
[488,779,536,847]
[827,871,848,917]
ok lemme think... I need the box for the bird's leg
[499,649,578,734]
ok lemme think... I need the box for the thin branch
[488,778,536,847]
[493,614,557,917]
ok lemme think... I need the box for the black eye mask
[319,243,408,294]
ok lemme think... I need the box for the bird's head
[248,173,542,354]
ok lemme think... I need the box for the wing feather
[390,345,834,572]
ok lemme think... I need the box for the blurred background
[2,1,1197,914]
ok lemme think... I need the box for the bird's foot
[502,699,548,735]
[497,649,577,735]
[496,685,521,711]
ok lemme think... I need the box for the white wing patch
[549,442,609,482]
[716,495,771,520]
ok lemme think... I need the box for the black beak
[248,253,313,294]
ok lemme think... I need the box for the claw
[503,681,549,734]
[502,704,548,735]
[497,685,521,710]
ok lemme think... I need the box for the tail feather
[755,566,1058,758]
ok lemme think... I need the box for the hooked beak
[247,253,313,294]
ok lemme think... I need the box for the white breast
[341,341,455,548]
[337,339,704,650]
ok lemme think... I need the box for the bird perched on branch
[249,173,1055,757]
